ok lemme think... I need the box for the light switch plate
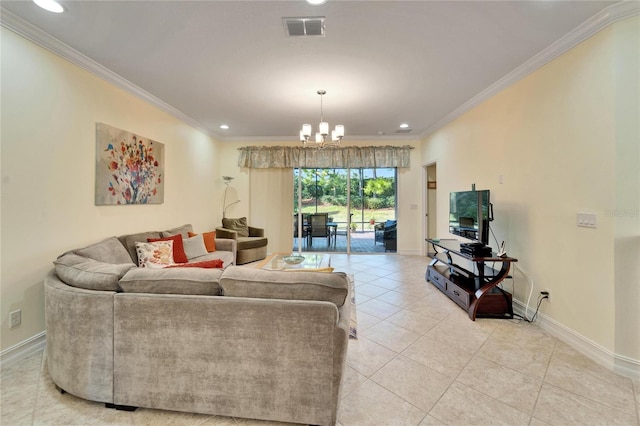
[577,212,597,228]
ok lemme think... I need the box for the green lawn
[299,205,396,231]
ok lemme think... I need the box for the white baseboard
[0,331,46,370]
[513,300,640,380]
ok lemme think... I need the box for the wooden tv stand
[425,239,517,321]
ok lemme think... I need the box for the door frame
[422,161,437,256]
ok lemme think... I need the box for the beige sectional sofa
[44,224,351,426]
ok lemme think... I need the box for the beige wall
[421,19,639,362]
[218,140,423,255]
[4,12,636,369]
[612,18,640,361]
[1,29,222,351]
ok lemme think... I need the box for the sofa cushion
[148,235,188,263]
[237,236,268,250]
[73,237,134,265]
[54,253,134,291]
[118,231,162,264]
[119,268,222,295]
[190,251,234,268]
[160,224,193,238]
[135,241,174,268]
[220,266,348,307]
[182,234,208,260]
[222,217,249,237]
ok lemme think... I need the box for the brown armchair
[216,217,268,265]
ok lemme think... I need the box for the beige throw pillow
[182,235,209,260]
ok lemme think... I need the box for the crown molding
[3,3,637,144]
[420,1,640,139]
[0,7,220,141]
[220,134,420,143]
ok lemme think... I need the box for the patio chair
[308,213,331,247]
[293,214,308,245]
[375,220,397,251]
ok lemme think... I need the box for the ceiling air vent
[283,17,325,37]
[395,128,413,134]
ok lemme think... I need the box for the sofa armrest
[215,227,238,240]
[248,226,264,237]
[113,294,340,425]
[214,238,237,258]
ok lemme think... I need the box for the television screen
[449,190,490,245]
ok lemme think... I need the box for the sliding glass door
[293,167,396,253]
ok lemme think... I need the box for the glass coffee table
[258,253,331,271]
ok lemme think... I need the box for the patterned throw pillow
[147,234,188,263]
[135,240,175,268]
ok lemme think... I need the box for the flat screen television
[449,190,492,245]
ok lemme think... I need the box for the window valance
[237,145,414,169]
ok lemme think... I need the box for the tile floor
[2,254,639,425]
[292,231,390,253]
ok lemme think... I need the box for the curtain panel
[237,145,414,169]
[248,168,294,253]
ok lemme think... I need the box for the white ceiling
[1,0,622,141]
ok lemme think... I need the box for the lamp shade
[302,124,312,138]
[319,122,329,136]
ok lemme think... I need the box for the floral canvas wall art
[95,123,165,205]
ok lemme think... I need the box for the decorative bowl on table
[282,255,305,265]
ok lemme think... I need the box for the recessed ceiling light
[399,123,409,129]
[219,124,229,130]
[307,0,327,5]
[33,0,64,13]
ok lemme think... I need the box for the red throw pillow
[148,235,188,263]
[188,231,216,252]
[164,259,224,269]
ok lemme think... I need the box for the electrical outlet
[10,310,21,328]
[541,289,551,303]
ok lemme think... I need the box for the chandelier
[299,90,344,148]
